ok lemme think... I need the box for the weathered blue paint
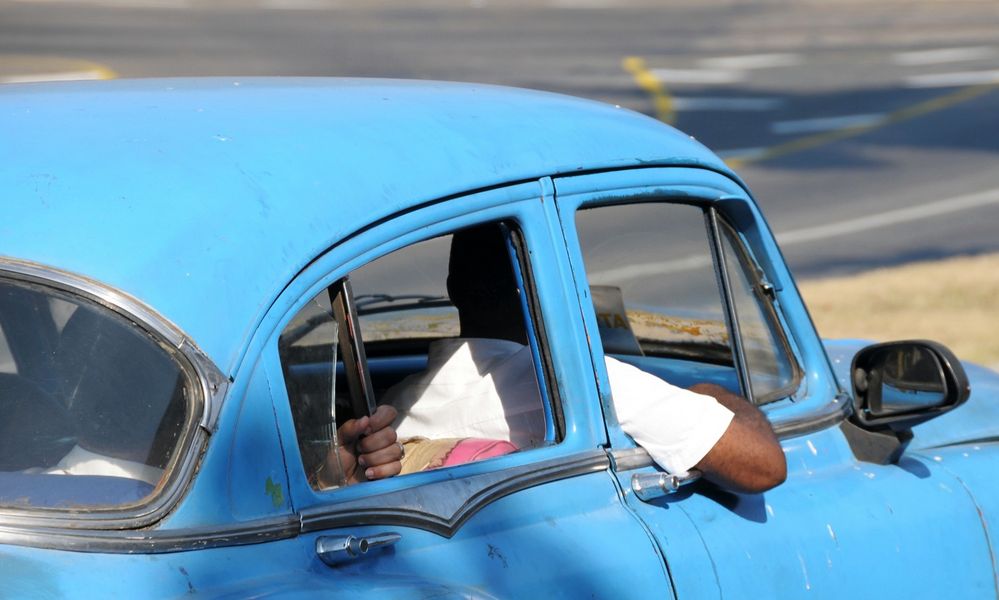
[2,78,996,598]
[0,78,730,376]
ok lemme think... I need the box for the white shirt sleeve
[605,356,734,476]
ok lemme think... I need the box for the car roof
[1,77,736,373]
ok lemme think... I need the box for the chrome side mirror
[850,340,970,432]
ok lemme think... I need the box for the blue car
[1,78,997,598]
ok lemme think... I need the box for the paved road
[3,0,998,278]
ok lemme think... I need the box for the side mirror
[850,340,970,432]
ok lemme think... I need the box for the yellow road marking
[622,56,675,125]
[0,55,117,84]
[727,81,999,168]
[621,55,999,168]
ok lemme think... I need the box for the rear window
[0,277,193,510]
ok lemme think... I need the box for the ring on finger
[396,441,406,459]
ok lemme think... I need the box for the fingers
[357,421,397,455]
[337,415,370,445]
[367,405,398,433]
[358,441,403,480]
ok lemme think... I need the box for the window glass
[575,202,798,402]
[576,203,733,370]
[0,278,193,509]
[279,222,554,491]
[719,222,799,402]
[278,293,340,489]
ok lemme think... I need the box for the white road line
[672,96,784,111]
[11,0,189,6]
[589,187,999,282]
[771,114,885,135]
[0,70,107,84]
[892,47,995,66]
[777,187,999,246]
[715,147,767,161]
[699,53,801,70]
[589,254,713,284]
[649,68,743,85]
[260,0,336,8]
[906,69,999,88]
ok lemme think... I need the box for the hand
[318,405,402,488]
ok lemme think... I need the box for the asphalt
[2,0,999,278]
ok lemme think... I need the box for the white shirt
[387,338,734,476]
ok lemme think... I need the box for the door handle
[631,470,700,501]
[316,532,401,566]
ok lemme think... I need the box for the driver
[382,223,786,493]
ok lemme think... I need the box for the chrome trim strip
[772,394,853,439]
[0,516,299,554]
[607,447,654,472]
[300,450,610,538]
[0,257,229,529]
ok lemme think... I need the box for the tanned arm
[689,383,787,494]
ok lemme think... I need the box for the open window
[278,221,559,491]
[574,201,800,404]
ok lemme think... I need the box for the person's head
[447,223,528,344]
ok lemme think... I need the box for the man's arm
[689,383,786,494]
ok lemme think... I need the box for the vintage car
[1,78,997,598]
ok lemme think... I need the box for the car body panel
[0,77,730,375]
[2,78,997,598]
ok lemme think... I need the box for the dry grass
[799,253,999,368]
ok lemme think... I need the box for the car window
[574,202,799,404]
[278,221,556,491]
[718,220,800,402]
[0,277,194,509]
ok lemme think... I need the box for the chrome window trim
[0,515,299,554]
[300,450,609,538]
[772,394,853,439]
[0,257,228,529]
[0,450,609,552]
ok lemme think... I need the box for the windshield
[0,277,192,510]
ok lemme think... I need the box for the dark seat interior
[54,305,186,471]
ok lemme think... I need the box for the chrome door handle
[316,532,401,566]
[631,470,700,501]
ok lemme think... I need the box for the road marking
[649,68,743,85]
[11,0,189,5]
[906,69,999,88]
[893,47,995,66]
[776,187,999,246]
[622,56,675,124]
[727,81,999,168]
[260,0,335,8]
[589,254,712,284]
[771,113,885,135]
[1,69,116,84]
[0,56,117,84]
[699,53,800,70]
[589,188,999,282]
[715,147,768,161]
[672,96,783,111]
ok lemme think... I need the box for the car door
[552,168,997,599]
[258,181,677,598]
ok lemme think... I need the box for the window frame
[713,215,804,404]
[266,189,597,515]
[0,259,223,530]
